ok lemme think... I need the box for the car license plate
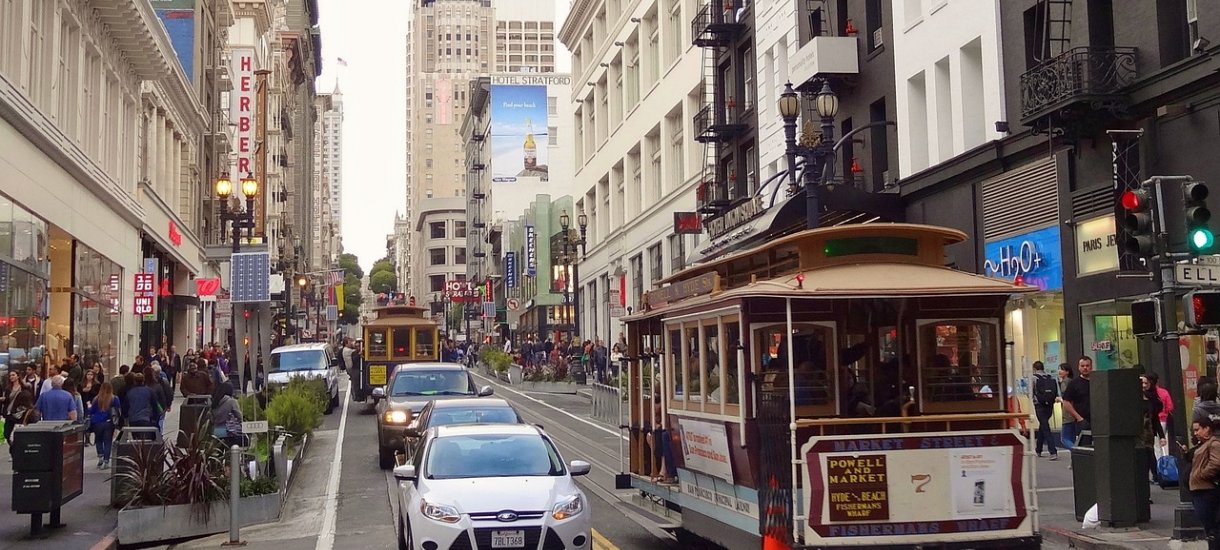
[368,365,387,386]
[491,530,525,548]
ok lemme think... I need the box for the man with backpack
[1032,360,1060,460]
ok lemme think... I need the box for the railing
[589,382,624,426]
[1019,46,1138,120]
[692,0,747,46]
[694,104,745,142]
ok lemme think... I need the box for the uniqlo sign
[133,273,156,316]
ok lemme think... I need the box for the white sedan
[393,424,592,550]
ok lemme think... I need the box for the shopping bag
[1157,455,1180,488]
[1082,503,1100,529]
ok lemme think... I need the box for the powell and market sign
[983,225,1062,291]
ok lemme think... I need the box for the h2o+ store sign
[983,225,1062,291]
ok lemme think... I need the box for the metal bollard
[223,445,245,546]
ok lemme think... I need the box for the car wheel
[324,393,335,415]
[330,387,340,408]
[379,446,396,470]
[397,514,409,550]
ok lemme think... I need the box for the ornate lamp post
[216,172,258,390]
[560,210,572,336]
[779,81,839,229]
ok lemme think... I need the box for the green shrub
[266,378,325,436]
[238,394,263,422]
[479,347,512,373]
[240,475,279,498]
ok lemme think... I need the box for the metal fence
[589,382,624,426]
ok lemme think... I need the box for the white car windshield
[425,434,565,479]
[270,350,327,372]
[428,407,519,427]
[391,370,472,397]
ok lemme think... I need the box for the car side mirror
[404,423,420,438]
[392,464,417,481]
[569,460,591,477]
[372,387,386,399]
[478,385,494,397]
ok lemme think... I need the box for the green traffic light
[1191,228,1215,251]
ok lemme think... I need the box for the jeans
[1034,405,1058,456]
[92,422,114,460]
[1192,489,1220,549]
[1061,422,1077,451]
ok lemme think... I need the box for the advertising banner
[133,273,156,317]
[444,280,480,302]
[674,417,734,482]
[801,430,1030,546]
[491,85,548,183]
[152,0,195,82]
[983,225,1062,291]
[525,226,537,277]
[505,252,518,288]
[141,257,159,320]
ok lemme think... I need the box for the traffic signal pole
[1146,176,1201,540]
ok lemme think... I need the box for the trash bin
[1071,431,1095,522]
[111,427,163,508]
[11,420,86,536]
[176,395,212,447]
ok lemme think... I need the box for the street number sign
[1176,263,1220,286]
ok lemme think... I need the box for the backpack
[1033,374,1058,406]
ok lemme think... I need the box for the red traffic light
[1121,190,1143,210]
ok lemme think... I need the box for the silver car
[267,343,342,414]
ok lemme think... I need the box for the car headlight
[551,494,584,521]
[420,499,461,523]
[384,410,410,424]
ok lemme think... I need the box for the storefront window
[1080,300,1142,370]
[72,243,120,373]
[1006,293,1065,386]
[0,196,12,259]
[919,320,1001,412]
[0,197,50,375]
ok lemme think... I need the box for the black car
[373,362,493,469]
[401,397,524,455]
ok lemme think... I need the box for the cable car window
[416,329,436,359]
[393,328,412,358]
[724,320,741,407]
[685,325,701,403]
[919,320,1000,411]
[756,323,836,417]
[669,328,683,401]
[367,330,388,359]
[702,321,720,409]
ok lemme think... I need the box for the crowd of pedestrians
[500,333,628,384]
[2,342,246,470]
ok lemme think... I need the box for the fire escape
[693,0,747,217]
[1018,0,1138,137]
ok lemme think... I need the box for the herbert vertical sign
[826,455,890,521]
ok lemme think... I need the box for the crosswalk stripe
[592,528,618,550]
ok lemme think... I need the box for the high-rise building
[313,82,343,268]
[400,0,559,305]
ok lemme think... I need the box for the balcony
[470,162,486,172]
[692,0,746,47]
[789,36,859,89]
[1019,47,1138,125]
[694,104,748,143]
[472,189,487,200]
[696,179,731,214]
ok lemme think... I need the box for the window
[667,231,687,271]
[745,143,757,196]
[664,0,681,66]
[430,221,447,239]
[631,254,643,308]
[58,21,80,135]
[865,0,883,51]
[648,243,663,284]
[429,248,446,265]
[668,328,683,400]
[756,323,836,416]
[548,126,558,146]
[455,247,467,264]
[626,41,640,108]
[742,47,755,111]
[646,21,660,86]
[548,96,557,115]
[918,320,1001,413]
[455,221,466,238]
[367,330,388,359]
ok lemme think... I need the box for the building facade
[312,83,342,269]
[413,197,469,332]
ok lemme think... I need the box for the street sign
[507,298,520,311]
[1176,263,1220,286]
[241,420,269,434]
[1198,255,1220,266]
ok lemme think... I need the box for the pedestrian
[1189,415,1220,548]
[1143,371,1175,460]
[67,358,85,388]
[39,364,60,397]
[88,381,120,469]
[1057,363,1077,449]
[1140,378,1167,483]
[1062,356,1093,433]
[123,373,158,430]
[111,364,130,401]
[147,365,172,430]
[6,391,40,455]
[1031,361,1059,460]
[80,363,99,407]
[210,381,244,449]
[63,378,86,431]
[1197,382,1220,424]
[180,359,215,397]
[3,371,25,443]
[341,338,354,372]
[167,345,181,393]
[21,364,40,398]
[34,375,76,422]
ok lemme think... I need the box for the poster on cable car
[801,430,1030,546]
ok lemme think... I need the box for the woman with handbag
[211,382,244,449]
[1189,415,1220,549]
[87,382,120,469]
[6,391,40,456]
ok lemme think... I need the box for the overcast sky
[316,0,572,272]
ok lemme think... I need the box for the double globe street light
[778,80,839,229]
[215,173,260,253]
[558,209,588,339]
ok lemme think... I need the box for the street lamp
[779,80,839,229]
[560,211,572,334]
[216,172,258,391]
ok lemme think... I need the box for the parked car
[393,424,591,550]
[402,398,524,455]
[374,362,493,469]
[267,343,341,414]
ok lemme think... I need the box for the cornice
[559,0,602,48]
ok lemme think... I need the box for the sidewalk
[0,406,183,550]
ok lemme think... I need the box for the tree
[369,270,397,294]
[339,273,363,325]
[370,257,395,277]
[338,253,364,281]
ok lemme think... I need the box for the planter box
[273,433,309,498]
[508,364,523,384]
[116,492,282,545]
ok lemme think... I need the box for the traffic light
[1185,290,1220,329]
[1130,298,1161,337]
[1183,181,1213,254]
[1120,187,1156,257]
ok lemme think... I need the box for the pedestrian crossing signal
[1185,290,1220,329]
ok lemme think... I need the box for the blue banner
[525,226,537,277]
[153,2,195,83]
[505,252,517,288]
[983,225,1062,291]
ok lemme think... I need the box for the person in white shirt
[40,364,61,397]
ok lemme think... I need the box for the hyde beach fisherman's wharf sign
[982,225,1062,291]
